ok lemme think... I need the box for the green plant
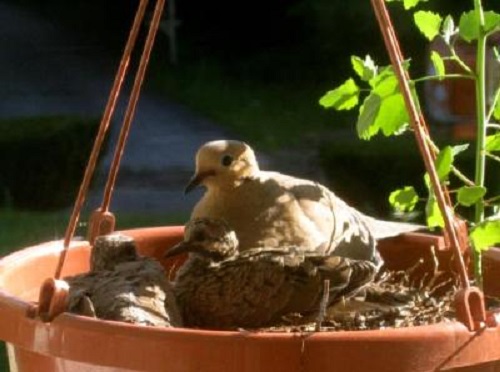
[320,0,500,284]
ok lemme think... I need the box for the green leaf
[351,55,377,82]
[470,219,500,252]
[451,143,470,156]
[372,72,399,97]
[484,11,500,34]
[494,46,500,63]
[386,0,429,9]
[493,96,500,121]
[403,0,419,9]
[369,61,410,89]
[441,15,456,45]
[486,134,500,152]
[459,11,500,42]
[435,146,454,181]
[459,11,477,42]
[356,90,410,140]
[319,79,360,110]
[378,93,410,136]
[430,51,445,80]
[389,186,419,212]
[414,11,442,41]
[426,192,445,228]
[356,93,381,140]
[457,186,487,207]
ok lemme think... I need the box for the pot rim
[1,226,500,371]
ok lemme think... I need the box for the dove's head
[164,218,239,261]
[185,140,259,193]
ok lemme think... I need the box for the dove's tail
[368,218,425,240]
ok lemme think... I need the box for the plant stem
[486,151,500,163]
[474,0,487,223]
[487,123,500,130]
[473,0,487,283]
[413,74,475,83]
[423,132,475,186]
[487,86,500,122]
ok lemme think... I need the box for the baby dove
[165,218,376,329]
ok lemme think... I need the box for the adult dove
[165,218,376,329]
[186,140,422,267]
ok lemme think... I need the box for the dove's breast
[192,171,335,253]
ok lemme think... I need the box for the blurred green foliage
[0,116,100,210]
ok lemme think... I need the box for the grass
[0,209,186,256]
[0,208,186,369]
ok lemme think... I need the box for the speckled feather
[168,219,376,329]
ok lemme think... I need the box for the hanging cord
[370,0,469,288]
[86,0,166,246]
[371,0,488,331]
[54,0,150,279]
[100,0,166,214]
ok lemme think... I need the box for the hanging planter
[0,228,500,372]
[1,0,500,371]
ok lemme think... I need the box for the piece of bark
[65,234,182,327]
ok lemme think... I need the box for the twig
[423,132,475,186]
[425,246,440,291]
[316,279,330,331]
[486,152,500,164]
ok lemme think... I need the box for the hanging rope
[370,0,469,290]
[54,0,155,279]
[101,0,166,214]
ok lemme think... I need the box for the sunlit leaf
[459,11,500,42]
[442,15,456,45]
[378,93,410,136]
[484,11,500,34]
[494,47,500,63]
[435,146,453,181]
[389,186,419,212]
[369,61,410,89]
[493,96,500,121]
[430,51,445,80]
[451,143,470,156]
[471,219,500,252]
[486,134,500,152]
[459,11,478,42]
[356,93,381,140]
[351,55,377,82]
[319,79,360,110]
[426,192,445,228]
[403,0,419,9]
[457,186,487,207]
[385,0,429,9]
[414,11,442,41]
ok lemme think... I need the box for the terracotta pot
[1,226,500,372]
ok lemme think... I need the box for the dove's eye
[221,155,233,167]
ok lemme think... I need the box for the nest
[264,252,461,333]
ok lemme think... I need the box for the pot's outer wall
[0,226,500,372]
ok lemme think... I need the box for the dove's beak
[164,241,193,258]
[184,170,215,194]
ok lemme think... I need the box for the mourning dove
[65,234,182,327]
[165,218,376,329]
[186,140,423,267]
